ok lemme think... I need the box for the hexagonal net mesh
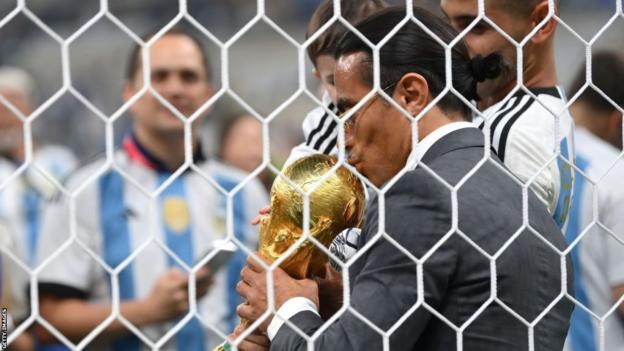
[0,0,623,351]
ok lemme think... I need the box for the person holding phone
[34,27,268,351]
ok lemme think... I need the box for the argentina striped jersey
[563,128,624,351]
[0,146,77,324]
[35,135,268,351]
[476,87,575,229]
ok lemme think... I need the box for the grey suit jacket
[272,127,574,351]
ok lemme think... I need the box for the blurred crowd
[0,0,618,165]
[0,0,623,351]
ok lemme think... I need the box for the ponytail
[467,53,504,101]
[336,5,504,118]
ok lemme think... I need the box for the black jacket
[272,127,574,351]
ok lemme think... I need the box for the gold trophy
[215,154,366,351]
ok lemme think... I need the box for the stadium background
[0,0,621,170]
[0,0,622,350]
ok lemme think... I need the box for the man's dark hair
[568,51,624,113]
[496,0,558,17]
[335,5,502,118]
[306,0,387,65]
[125,26,211,81]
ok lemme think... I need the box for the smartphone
[197,239,238,280]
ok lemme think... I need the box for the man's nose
[464,38,478,58]
[159,76,185,98]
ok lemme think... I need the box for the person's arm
[612,285,624,318]
[9,334,35,351]
[33,188,100,343]
[37,267,211,343]
[37,295,155,343]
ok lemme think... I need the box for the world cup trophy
[215,154,366,351]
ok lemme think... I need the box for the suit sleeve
[271,173,457,350]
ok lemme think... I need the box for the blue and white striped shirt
[36,135,268,351]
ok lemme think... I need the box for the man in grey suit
[234,6,573,351]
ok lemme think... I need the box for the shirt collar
[406,121,475,170]
[123,132,206,173]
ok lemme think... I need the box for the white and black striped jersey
[328,228,361,270]
[475,87,575,229]
[284,93,340,167]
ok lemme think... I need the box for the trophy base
[213,342,233,351]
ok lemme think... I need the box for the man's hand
[612,284,624,318]
[235,254,319,332]
[195,266,213,298]
[316,263,344,320]
[251,206,270,225]
[9,328,35,351]
[143,267,212,323]
[226,324,270,351]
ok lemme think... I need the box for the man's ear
[394,73,429,117]
[313,68,320,80]
[529,0,557,44]
[122,81,135,104]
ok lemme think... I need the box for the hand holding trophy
[215,154,365,351]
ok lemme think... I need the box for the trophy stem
[212,311,252,350]
[212,343,231,351]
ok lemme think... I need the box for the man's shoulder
[484,89,573,146]
[200,159,251,182]
[576,129,624,201]
[302,103,334,129]
[56,151,142,199]
[576,128,622,175]
[385,166,454,205]
[62,154,109,193]
[302,92,335,129]
[411,132,491,189]
[0,156,17,182]
[34,145,78,173]
[510,91,573,136]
